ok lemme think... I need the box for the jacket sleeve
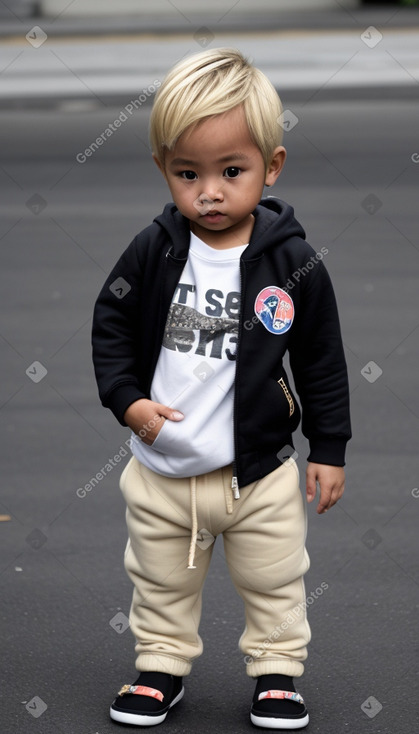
[288,259,351,466]
[91,236,146,426]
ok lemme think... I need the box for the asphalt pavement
[1,6,419,734]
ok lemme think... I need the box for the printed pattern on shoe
[258,690,304,704]
[118,684,164,701]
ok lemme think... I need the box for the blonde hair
[149,48,283,170]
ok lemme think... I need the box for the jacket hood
[153,197,306,259]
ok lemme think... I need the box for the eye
[180,170,197,180]
[224,167,241,178]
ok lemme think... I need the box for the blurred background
[1,2,419,733]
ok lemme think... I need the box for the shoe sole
[110,687,184,726]
[250,711,309,730]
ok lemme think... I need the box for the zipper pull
[231,475,240,500]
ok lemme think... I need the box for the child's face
[154,105,285,247]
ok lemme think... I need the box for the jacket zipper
[231,259,245,500]
[148,244,186,388]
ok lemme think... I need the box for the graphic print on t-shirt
[162,284,240,360]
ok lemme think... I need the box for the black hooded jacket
[92,198,351,488]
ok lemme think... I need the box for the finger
[305,468,317,504]
[328,482,345,509]
[317,486,333,514]
[317,483,343,513]
[157,404,184,421]
[317,502,330,514]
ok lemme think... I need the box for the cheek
[168,183,196,213]
[177,188,195,207]
[168,180,188,201]
[240,181,264,205]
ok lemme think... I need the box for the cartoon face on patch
[254,286,294,335]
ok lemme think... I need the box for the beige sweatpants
[119,456,311,679]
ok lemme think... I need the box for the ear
[265,146,286,187]
[152,153,167,179]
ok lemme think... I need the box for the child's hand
[306,462,345,514]
[123,399,184,445]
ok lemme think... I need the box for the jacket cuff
[103,384,147,426]
[307,436,348,467]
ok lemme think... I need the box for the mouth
[201,211,225,222]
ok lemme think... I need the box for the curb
[0,8,418,40]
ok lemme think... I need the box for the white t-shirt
[131,232,247,477]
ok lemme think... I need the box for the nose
[201,177,224,202]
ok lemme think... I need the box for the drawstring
[187,467,237,570]
[187,475,198,569]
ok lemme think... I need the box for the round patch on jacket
[254,286,294,335]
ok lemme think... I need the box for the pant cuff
[136,652,192,677]
[245,658,305,678]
